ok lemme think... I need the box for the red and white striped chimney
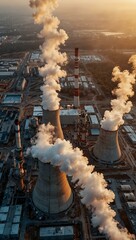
[74,48,80,108]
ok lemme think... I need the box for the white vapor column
[101,56,136,131]
[30,0,68,111]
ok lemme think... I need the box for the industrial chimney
[14,119,24,190]
[92,128,121,164]
[33,109,73,214]
[74,48,80,108]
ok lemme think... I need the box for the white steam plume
[30,124,134,240]
[101,56,136,131]
[30,0,68,110]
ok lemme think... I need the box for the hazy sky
[0,0,136,14]
[0,0,136,8]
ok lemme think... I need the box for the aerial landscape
[0,0,136,239]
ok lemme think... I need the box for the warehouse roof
[60,109,78,116]
[40,226,74,237]
[84,105,95,113]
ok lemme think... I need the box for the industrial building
[39,226,74,240]
[33,106,43,117]
[0,59,20,78]
[70,54,103,63]
[84,105,95,114]
[89,115,99,128]
[29,51,42,63]
[0,109,18,144]
[32,106,80,125]
[0,205,22,239]
[61,75,91,89]
[60,109,79,125]
[2,93,23,104]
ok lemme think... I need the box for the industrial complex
[0,1,136,240]
[0,46,135,240]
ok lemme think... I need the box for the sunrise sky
[0,0,136,13]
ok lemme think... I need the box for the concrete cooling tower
[92,128,121,164]
[33,109,73,214]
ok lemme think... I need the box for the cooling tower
[33,109,73,214]
[92,128,121,164]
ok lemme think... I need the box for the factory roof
[2,94,22,104]
[0,72,14,77]
[40,226,74,237]
[0,223,5,235]
[126,202,136,210]
[67,76,74,82]
[60,109,79,116]
[84,105,95,113]
[123,126,134,133]
[13,215,21,224]
[80,75,87,81]
[10,224,19,236]
[128,133,136,144]
[30,52,41,61]
[33,106,43,116]
[82,82,88,88]
[90,129,100,136]
[123,193,136,201]
[120,185,132,192]
[14,205,22,216]
[0,206,9,213]
[89,114,99,125]
[124,114,133,120]
[0,213,8,222]
[25,118,30,130]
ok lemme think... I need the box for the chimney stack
[74,48,80,108]
[14,119,23,161]
[14,119,24,190]
[33,109,73,214]
[92,128,121,164]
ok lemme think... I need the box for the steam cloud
[30,0,68,110]
[29,124,134,240]
[101,56,136,131]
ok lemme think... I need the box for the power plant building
[89,115,99,128]
[39,226,74,240]
[0,205,22,239]
[32,106,79,125]
[60,109,79,125]
[33,106,43,117]
[2,94,22,104]
[84,105,95,114]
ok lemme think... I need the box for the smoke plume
[30,124,134,240]
[101,56,136,131]
[30,0,68,110]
